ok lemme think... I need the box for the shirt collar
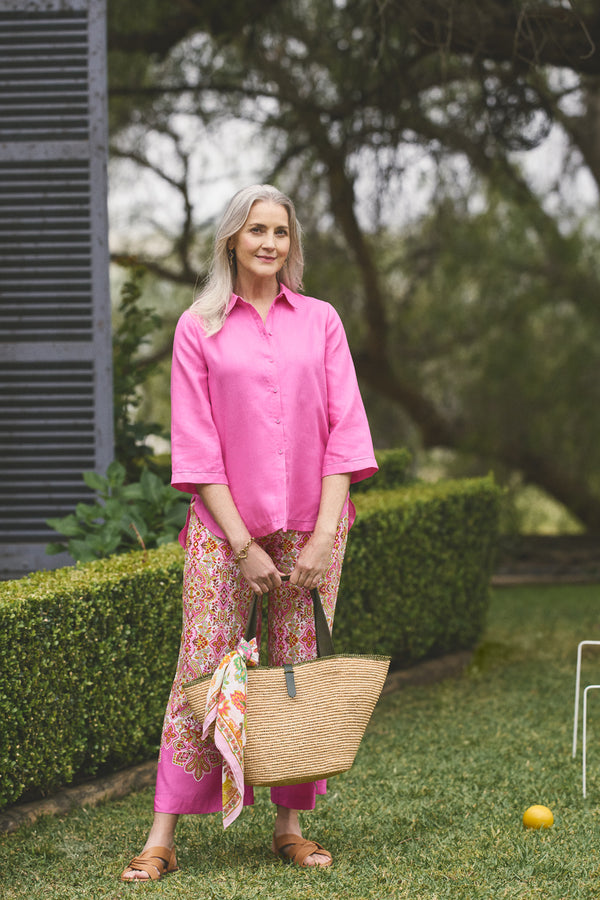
[226,283,299,315]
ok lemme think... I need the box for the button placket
[266,328,285,461]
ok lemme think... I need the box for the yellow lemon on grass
[522,805,554,829]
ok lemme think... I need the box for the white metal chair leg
[573,641,600,758]
[583,685,600,798]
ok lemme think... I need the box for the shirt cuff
[171,471,229,494]
[321,457,378,483]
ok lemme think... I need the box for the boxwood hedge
[0,545,184,810]
[352,447,414,493]
[339,476,500,664]
[0,474,499,810]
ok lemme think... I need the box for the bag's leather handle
[243,574,335,658]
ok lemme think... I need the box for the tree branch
[405,0,600,74]
[111,253,201,286]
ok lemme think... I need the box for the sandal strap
[122,845,176,881]
[274,833,332,867]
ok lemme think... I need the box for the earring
[228,247,235,266]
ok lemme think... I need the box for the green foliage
[337,477,501,667]
[0,543,184,810]
[3,474,499,810]
[351,447,414,494]
[46,461,189,562]
[112,266,168,481]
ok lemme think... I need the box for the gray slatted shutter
[0,0,112,578]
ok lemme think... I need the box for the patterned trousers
[154,504,349,815]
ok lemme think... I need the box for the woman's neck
[233,274,280,305]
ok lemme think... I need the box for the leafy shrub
[112,266,169,480]
[1,475,499,810]
[0,544,184,810]
[337,476,501,667]
[46,461,189,562]
[351,447,414,494]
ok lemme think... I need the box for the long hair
[190,184,304,335]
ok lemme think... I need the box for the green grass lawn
[3,584,600,899]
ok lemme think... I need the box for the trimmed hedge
[0,545,184,810]
[351,447,414,493]
[338,476,501,666]
[0,475,499,811]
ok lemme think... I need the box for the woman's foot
[272,833,332,867]
[120,812,178,882]
[273,807,332,867]
[120,846,178,882]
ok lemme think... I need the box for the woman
[121,184,377,880]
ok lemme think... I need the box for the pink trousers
[154,505,348,815]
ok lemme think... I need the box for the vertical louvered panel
[0,361,97,541]
[0,0,112,579]
[0,159,93,341]
[0,6,89,142]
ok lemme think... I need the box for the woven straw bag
[183,581,390,786]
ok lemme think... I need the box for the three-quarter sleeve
[170,311,229,495]
[321,306,378,485]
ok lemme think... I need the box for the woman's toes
[122,869,150,881]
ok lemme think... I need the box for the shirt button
[275,418,281,424]
[278,449,284,455]
[273,387,278,393]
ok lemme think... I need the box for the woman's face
[230,200,291,285]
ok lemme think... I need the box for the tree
[106,0,600,528]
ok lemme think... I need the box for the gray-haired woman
[121,185,377,880]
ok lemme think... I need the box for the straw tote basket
[183,580,390,786]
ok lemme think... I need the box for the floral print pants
[154,504,348,815]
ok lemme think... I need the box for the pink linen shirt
[170,285,377,542]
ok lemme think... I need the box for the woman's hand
[288,530,335,590]
[238,542,284,595]
[195,484,284,594]
[288,473,349,590]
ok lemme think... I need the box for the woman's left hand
[288,530,335,590]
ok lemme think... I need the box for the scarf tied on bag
[202,637,259,827]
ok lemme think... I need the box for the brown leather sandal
[272,833,333,867]
[120,845,178,882]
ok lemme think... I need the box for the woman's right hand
[195,484,284,593]
[237,542,284,594]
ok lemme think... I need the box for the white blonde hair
[190,184,304,335]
